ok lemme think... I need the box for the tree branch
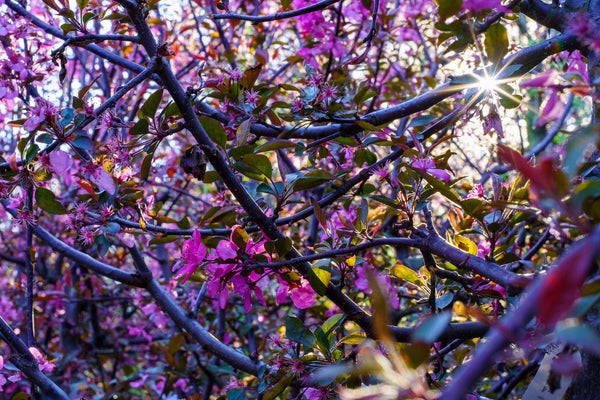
[0,317,69,399]
[212,0,341,22]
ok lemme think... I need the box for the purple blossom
[245,89,260,105]
[305,387,332,400]
[23,97,57,131]
[173,229,207,283]
[467,184,485,199]
[411,157,452,182]
[276,276,315,309]
[228,68,243,80]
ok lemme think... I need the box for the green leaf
[140,152,153,180]
[565,127,598,178]
[60,23,77,35]
[24,144,39,164]
[281,0,292,9]
[275,237,292,257]
[241,64,263,89]
[261,375,294,400]
[337,332,366,345]
[168,333,185,355]
[369,194,401,208]
[454,235,478,255]
[237,119,251,146]
[415,170,462,204]
[499,93,522,109]
[35,187,67,214]
[239,153,272,178]
[437,0,462,20]
[409,115,437,127]
[460,198,486,217]
[140,89,163,119]
[199,116,227,148]
[322,313,345,336]
[484,23,509,67]
[130,119,149,135]
[202,170,221,184]
[149,235,178,245]
[391,263,420,285]
[555,325,600,356]
[70,135,93,151]
[355,120,380,132]
[285,315,315,348]
[76,0,89,10]
[291,170,333,191]
[255,139,300,153]
[59,108,75,127]
[411,311,451,344]
[227,387,245,400]
[313,267,331,290]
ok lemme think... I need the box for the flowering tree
[0,0,599,398]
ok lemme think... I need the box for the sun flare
[477,75,500,92]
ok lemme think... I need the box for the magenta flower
[411,157,452,182]
[537,90,564,126]
[305,387,332,400]
[467,184,485,199]
[277,276,315,309]
[205,227,271,311]
[29,347,55,373]
[373,161,390,180]
[245,89,260,105]
[477,239,491,258]
[173,229,207,283]
[355,264,399,309]
[520,69,558,88]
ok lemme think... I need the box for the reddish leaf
[537,239,597,326]
[497,145,558,195]
[77,179,95,196]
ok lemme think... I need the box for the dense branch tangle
[0,0,598,398]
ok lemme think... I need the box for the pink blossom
[305,387,332,400]
[173,229,207,283]
[355,264,399,309]
[130,374,149,389]
[566,51,589,85]
[477,239,491,258]
[173,377,189,393]
[373,161,390,180]
[78,227,97,246]
[29,347,55,373]
[228,68,243,80]
[537,90,564,126]
[483,110,504,138]
[293,0,332,38]
[245,89,260,105]
[23,98,57,131]
[276,276,315,309]
[129,326,152,343]
[411,157,452,182]
[84,162,116,194]
[205,227,271,310]
[319,83,338,103]
[14,209,36,227]
[49,150,72,173]
[467,184,485,199]
[292,97,305,112]
[520,69,558,88]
